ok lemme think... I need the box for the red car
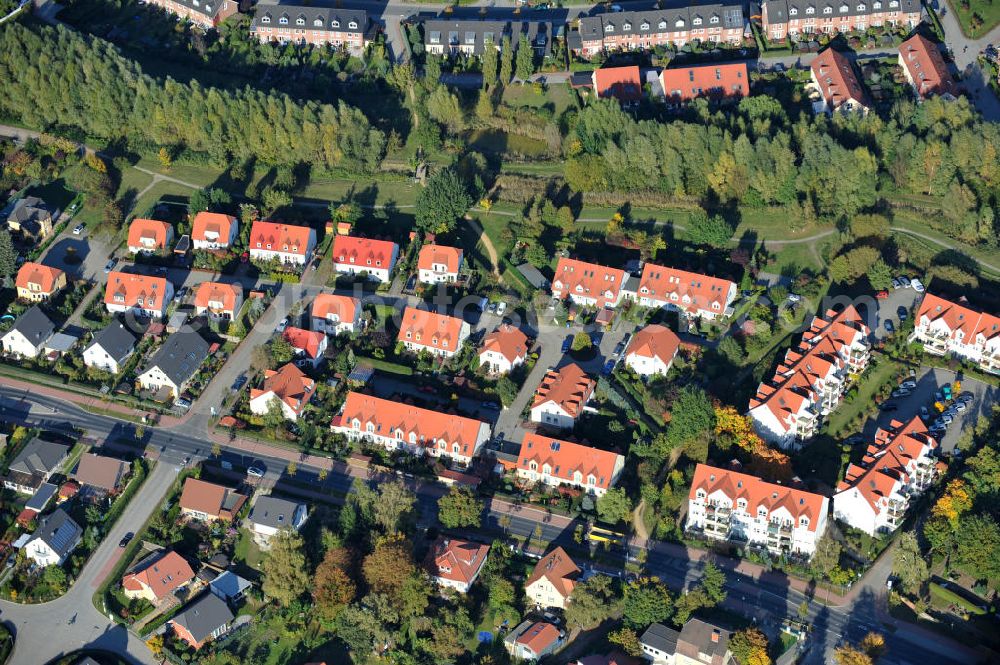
[875,290,889,299]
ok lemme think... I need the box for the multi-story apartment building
[423,19,553,59]
[250,4,372,54]
[551,257,627,310]
[631,263,737,320]
[331,392,491,467]
[808,48,871,114]
[515,433,625,497]
[248,221,317,266]
[760,0,921,42]
[910,293,1000,374]
[104,272,174,320]
[687,464,829,558]
[833,417,938,535]
[397,306,471,358]
[898,34,957,100]
[530,363,596,430]
[748,305,871,449]
[574,3,746,57]
[660,62,750,105]
[143,0,238,30]
[331,235,399,283]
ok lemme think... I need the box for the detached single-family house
[479,324,529,375]
[71,453,130,498]
[529,363,595,429]
[809,48,871,115]
[248,220,316,266]
[194,282,243,321]
[191,212,238,250]
[525,546,580,610]
[249,363,317,421]
[3,438,69,494]
[425,536,489,593]
[310,293,362,335]
[136,330,210,400]
[246,495,309,548]
[551,258,627,310]
[1,306,55,359]
[179,478,247,522]
[104,272,174,320]
[505,620,565,661]
[898,33,957,100]
[5,196,54,241]
[397,306,471,358]
[122,550,196,604]
[127,218,175,254]
[331,235,399,282]
[24,508,82,567]
[417,244,463,284]
[592,66,642,103]
[15,262,66,302]
[282,326,327,367]
[169,592,235,651]
[83,319,141,375]
[209,570,252,602]
[624,324,681,378]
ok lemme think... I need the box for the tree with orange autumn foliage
[714,406,792,481]
[931,479,972,526]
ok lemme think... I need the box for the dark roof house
[87,319,141,365]
[4,438,69,492]
[169,592,234,649]
[140,329,211,389]
[7,305,56,350]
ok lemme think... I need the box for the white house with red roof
[631,264,737,321]
[479,324,529,374]
[910,293,1000,375]
[515,433,624,497]
[748,306,871,449]
[397,306,471,358]
[250,363,317,421]
[525,546,580,610]
[194,282,243,321]
[331,392,491,466]
[331,235,399,282]
[191,212,238,250]
[530,363,596,429]
[551,258,627,309]
[425,536,489,593]
[104,272,174,320]
[282,327,327,368]
[833,417,938,535]
[417,244,463,284]
[687,464,829,558]
[248,221,316,266]
[624,324,681,377]
[310,293,362,335]
[127,218,174,254]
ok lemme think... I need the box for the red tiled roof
[336,392,487,456]
[480,324,529,364]
[593,66,642,101]
[531,363,595,417]
[626,324,680,364]
[898,34,956,99]
[426,536,489,587]
[516,433,622,490]
[526,546,580,599]
[332,235,397,269]
[15,262,64,294]
[417,244,463,274]
[282,326,325,359]
[250,363,317,417]
[397,306,466,354]
[190,212,237,245]
[128,218,173,251]
[916,293,1000,344]
[250,220,313,257]
[638,264,735,316]
[311,294,360,323]
[837,416,937,511]
[179,478,246,518]
[660,63,749,103]
[811,49,871,111]
[194,282,241,314]
[122,551,195,600]
[103,272,170,311]
[690,464,827,533]
[552,258,627,309]
[516,621,561,654]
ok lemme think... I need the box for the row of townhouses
[910,292,1000,375]
[423,19,555,58]
[761,0,921,41]
[748,305,871,449]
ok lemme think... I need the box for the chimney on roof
[711,629,720,643]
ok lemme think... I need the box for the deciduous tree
[437,486,482,529]
[261,528,309,606]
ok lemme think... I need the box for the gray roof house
[83,318,141,374]
[423,18,553,58]
[4,196,55,240]
[246,495,309,547]
[640,622,681,664]
[577,1,745,46]
[3,438,69,494]
[1,305,56,358]
[24,508,83,567]
[169,592,235,649]
[209,570,253,601]
[137,329,210,400]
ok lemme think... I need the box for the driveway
[38,223,114,283]
[0,461,178,665]
[871,285,922,341]
[865,366,998,454]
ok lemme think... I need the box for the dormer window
[279,16,288,25]
[348,21,358,29]
[658,20,667,29]
[857,2,866,9]
[807,5,815,13]
[710,15,719,23]
[889,0,898,5]
[604,24,614,33]
[261,16,270,24]
[874,0,881,7]
[823,6,832,13]
[676,18,685,27]
[693,17,702,25]
[296,17,305,26]
[840,3,849,12]
[314,18,322,27]
[622,22,632,30]
[640,21,649,30]
[332,19,340,28]
[790,7,798,14]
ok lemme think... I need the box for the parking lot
[871,282,923,341]
[865,366,998,454]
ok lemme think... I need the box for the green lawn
[28,179,78,211]
[129,181,194,220]
[115,168,153,200]
[950,0,1000,38]
[233,528,264,570]
[826,357,902,436]
[502,81,577,118]
[929,581,988,616]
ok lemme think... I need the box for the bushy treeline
[0,22,384,172]
[565,95,999,245]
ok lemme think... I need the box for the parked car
[247,464,266,478]
[902,380,917,390]
[941,414,954,425]
[72,223,85,235]
[494,301,507,316]
[920,406,930,419]
[561,336,572,353]
[891,278,901,290]
[601,359,616,376]
[898,276,911,288]
[613,341,626,357]
[912,278,925,293]
[884,320,895,333]
[104,258,117,274]
[943,385,953,400]
[175,398,192,410]
[876,290,889,299]
[275,318,288,333]
[929,424,946,435]
[880,403,899,412]
[959,392,975,404]
[119,532,135,548]
[897,306,908,320]
[891,388,910,398]
[955,401,967,412]
[232,374,248,391]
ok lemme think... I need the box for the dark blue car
[602,359,616,376]
[561,336,572,353]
